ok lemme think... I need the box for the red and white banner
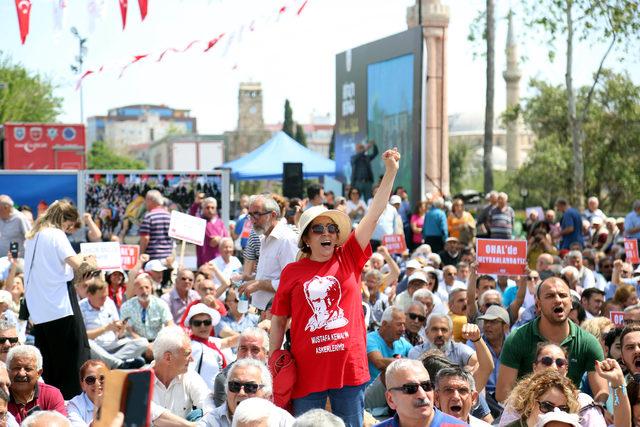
[382,234,407,255]
[14,0,32,44]
[120,245,140,270]
[476,239,528,276]
[610,311,625,328]
[625,239,640,264]
[138,0,148,20]
[119,0,128,29]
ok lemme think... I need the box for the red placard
[476,238,528,276]
[4,123,85,169]
[382,234,407,254]
[120,244,140,270]
[610,311,625,328]
[624,239,640,264]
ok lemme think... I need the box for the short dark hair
[307,183,323,200]
[87,280,107,295]
[620,325,640,349]
[581,288,605,301]
[476,275,496,287]
[604,327,624,354]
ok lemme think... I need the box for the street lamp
[519,187,529,210]
[70,27,88,123]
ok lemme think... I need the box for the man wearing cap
[162,269,200,323]
[366,307,412,386]
[139,190,173,261]
[394,271,429,312]
[144,258,168,295]
[438,238,462,267]
[395,259,422,295]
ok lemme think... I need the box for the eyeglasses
[84,375,105,385]
[526,276,539,281]
[248,211,270,220]
[190,319,212,327]
[0,337,19,345]
[537,400,570,414]
[310,224,340,235]
[228,381,265,394]
[388,380,434,394]
[407,313,426,323]
[536,356,568,369]
[83,270,101,279]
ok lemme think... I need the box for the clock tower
[237,82,264,131]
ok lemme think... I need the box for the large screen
[335,27,423,202]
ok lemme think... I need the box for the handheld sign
[624,239,640,264]
[120,245,140,270]
[80,242,122,270]
[382,234,407,254]
[476,239,528,276]
[169,210,207,246]
[610,311,625,328]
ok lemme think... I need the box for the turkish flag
[138,0,148,20]
[119,0,128,29]
[117,174,126,184]
[14,0,32,44]
[93,174,102,183]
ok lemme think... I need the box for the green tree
[0,55,62,123]
[449,143,471,194]
[294,124,307,147]
[88,141,146,170]
[282,99,294,138]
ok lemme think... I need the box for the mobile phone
[94,369,154,427]
[9,242,18,259]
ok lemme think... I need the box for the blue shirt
[624,210,640,239]
[366,331,412,385]
[502,285,517,308]
[560,207,584,249]
[374,409,468,426]
[422,207,448,238]
[468,335,502,394]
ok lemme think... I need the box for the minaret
[407,0,450,196]
[503,11,522,170]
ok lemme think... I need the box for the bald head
[536,276,569,299]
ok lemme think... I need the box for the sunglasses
[248,211,270,220]
[84,375,105,385]
[388,380,434,394]
[228,381,265,394]
[0,337,18,345]
[407,313,426,323]
[537,400,570,414]
[310,224,339,235]
[526,276,539,281]
[190,319,212,327]
[537,356,568,369]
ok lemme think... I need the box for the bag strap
[25,234,40,291]
[196,342,205,374]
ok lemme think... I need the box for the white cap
[144,259,167,272]
[185,303,221,326]
[405,259,421,270]
[407,271,428,284]
[389,195,402,205]
[534,410,580,427]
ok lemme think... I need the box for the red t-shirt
[271,232,371,399]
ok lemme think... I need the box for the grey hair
[249,195,281,217]
[560,266,579,278]
[227,358,273,397]
[21,411,71,427]
[145,189,164,205]
[624,303,640,313]
[0,195,13,207]
[201,197,217,210]
[412,289,434,302]
[406,301,426,314]
[385,359,428,386]
[566,250,582,261]
[498,192,508,201]
[633,200,640,211]
[435,366,476,392]
[219,236,234,248]
[381,306,404,323]
[7,345,43,371]
[588,196,599,204]
[0,318,17,332]
[238,327,270,353]
[478,289,502,307]
[432,198,444,209]
[293,409,345,427]
[364,269,383,282]
[448,287,466,303]
[231,397,275,427]
[426,313,453,333]
[152,326,188,361]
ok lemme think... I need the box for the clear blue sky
[0,0,637,133]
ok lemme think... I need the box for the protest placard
[120,245,140,270]
[382,234,407,254]
[168,210,207,246]
[624,239,640,264]
[80,242,122,270]
[610,311,625,328]
[476,238,527,276]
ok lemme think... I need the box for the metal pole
[71,27,87,123]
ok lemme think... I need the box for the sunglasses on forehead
[310,224,339,235]
[388,380,433,394]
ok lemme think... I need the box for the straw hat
[297,205,351,249]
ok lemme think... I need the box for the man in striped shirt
[487,192,514,240]
[139,190,173,260]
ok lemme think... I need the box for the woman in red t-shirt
[270,148,400,427]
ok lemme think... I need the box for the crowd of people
[2,152,640,426]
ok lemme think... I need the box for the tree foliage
[87,141,146,170]
[282,99,294,138]
[509,71,640,212]
[294,124,307,147]
[449,143,472,194]
[0,55,62,124]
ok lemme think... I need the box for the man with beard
[495,277,606,403]
[620,325,640,380]
[120,275,173,344]
[367,307,413,385]
[195,197,229,267]
[435,367,491,426]
[376,359,466,426]
[408,314,477,371]
[238,195,298,311]
[581,288,606,319]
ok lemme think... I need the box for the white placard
[80,242,122,270]
[169,210,207,246]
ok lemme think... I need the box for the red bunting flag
[204,33,225,52]
[117,174,126,184]
[138,0,148,20]
[297,0,309,15]
[166,174,174,180]
[93,174,102,183]
[14,0,32,44]
[141,174,149,181]
[119,0,128,29]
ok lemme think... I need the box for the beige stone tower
[225,82,272,160]
[503,12,522,170]
[407,0,450,196]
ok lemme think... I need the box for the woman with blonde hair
[581,317,614,353]
[613,284,638,308]
[23,200,91,399]
[447,198,476,245]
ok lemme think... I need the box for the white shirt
[210,255,242,287]
[579,267,598,290]
[23,227,75,324]
[151,369,214,420]
[469,414,492,426]
[189,338,234,392]
[252,220,298,310]
[67,392,94,427]
[372,204,403,241]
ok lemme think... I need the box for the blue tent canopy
[221,131,336,180]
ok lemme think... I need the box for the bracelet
[611,383,627,407]
[471,337,481,343]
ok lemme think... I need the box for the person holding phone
[0,195,31,259]
[67,359,109,426]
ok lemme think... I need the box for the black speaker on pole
[282,163,303,199]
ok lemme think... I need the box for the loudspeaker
[282,163,303,199]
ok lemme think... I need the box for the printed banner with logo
[4,123,85,169]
